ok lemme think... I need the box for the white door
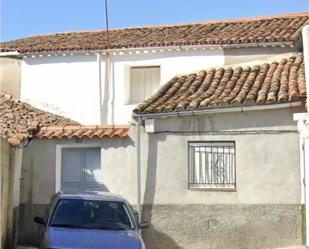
[61,148,102,192]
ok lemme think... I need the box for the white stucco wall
[110,49,224,124]
[223,46,297,65]
[19,45,299,126]
[20,107,303,205]
[0,57,21,98]
[20,49,224,125]
[21,55,100,124]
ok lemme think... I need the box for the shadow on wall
[141,133,183,249]
[18,163,110,246]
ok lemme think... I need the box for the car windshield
[50,199,133,230]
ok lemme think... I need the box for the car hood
[48,227,143,249]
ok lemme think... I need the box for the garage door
[61,148,102,193]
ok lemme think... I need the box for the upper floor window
[188,141,236,190]
[128,66,160,104]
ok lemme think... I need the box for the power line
[104,0,110,48]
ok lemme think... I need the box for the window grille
[188,141,236,189]
[129,66,160,104]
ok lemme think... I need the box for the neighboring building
[0,53,21,99]
[0,12,307,124]
[0,93,129,248]
[0,93,78,249]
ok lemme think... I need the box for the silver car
[34,192,148,249]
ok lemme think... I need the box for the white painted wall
[0,57,21,98]
[20,49,224,125]
[20,46,299,125]
[21,55,100,124]
[110,49,224,124]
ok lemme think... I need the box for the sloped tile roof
[1,12,307,53]
[0,93,79,145]
[0,94,129,146]
[133,53,306,114]
[36,125,129,139]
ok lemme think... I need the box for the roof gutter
[17,41,294,57]
[0,51,21,57]
[132,101,304,120]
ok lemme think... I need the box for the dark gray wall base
[18,204,46,246]
[141,204,302,249]
[18,204,302,249]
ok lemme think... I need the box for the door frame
[55,143,102,192]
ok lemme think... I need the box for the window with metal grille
[188,141,236,190]
[129,66,160,104]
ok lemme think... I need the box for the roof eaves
[0,51,21,57]
[133,101,304,120]
[16,41,296,57]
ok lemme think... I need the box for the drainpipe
[8,147,23,249]
[96,53,103,124]
[135,116,142,225]
[104,52,114,125]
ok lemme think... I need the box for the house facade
[12,53,307,249]
[0,12,308,249]
[1,13,307,125]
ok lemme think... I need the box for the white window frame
[188,141,236,190]
[126,65,161,105]
[55,143,102,192]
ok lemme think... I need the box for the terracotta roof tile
[133,53,306,114]
[36,125,129,140]
[1,12,307,53]
[0,94,129,146]
[0,93,78,146]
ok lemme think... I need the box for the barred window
[188,141,236,190]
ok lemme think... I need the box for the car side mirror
[139,221,149,229]
[34,216,46,225]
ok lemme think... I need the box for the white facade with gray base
[18,106,304,248]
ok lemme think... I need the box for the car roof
[57,191,126,202]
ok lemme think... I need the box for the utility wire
[104,0,110,48]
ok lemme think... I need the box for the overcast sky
[1,0,308,42]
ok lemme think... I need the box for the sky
[0,0,308,42]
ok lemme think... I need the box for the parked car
[34,192,148,249]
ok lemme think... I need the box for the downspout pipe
[96,53,103,124]
[106,52,114,125]
[135,116,142,225]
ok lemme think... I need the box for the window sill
[188,184,236,192]
[125,103,140,106]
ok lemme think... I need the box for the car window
[49,199,133,230]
